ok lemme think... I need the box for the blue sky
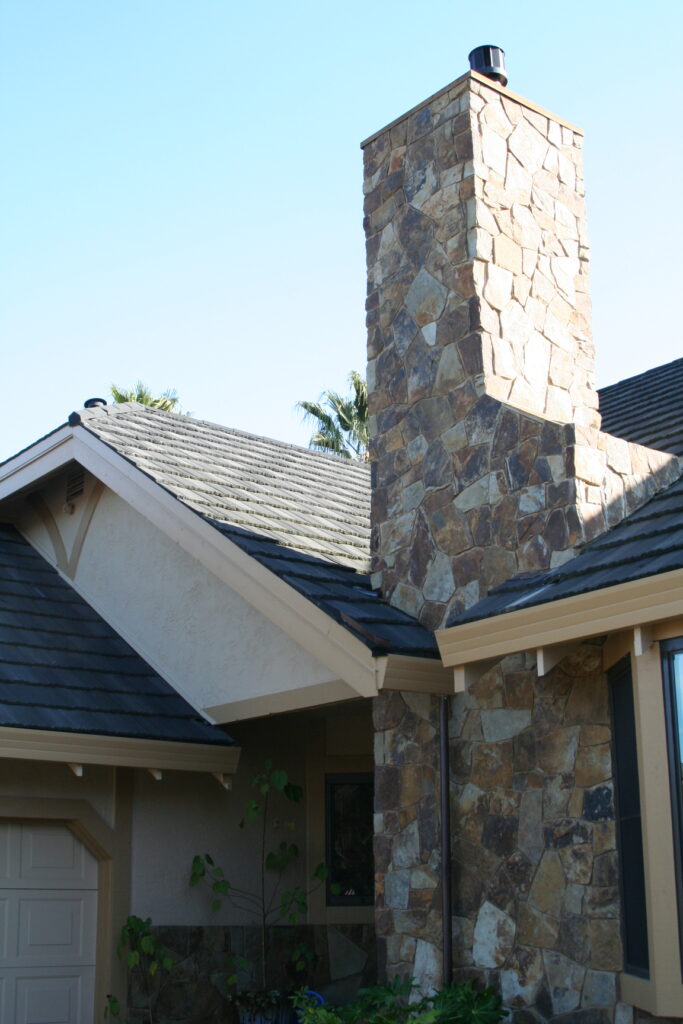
[1,0,681,460]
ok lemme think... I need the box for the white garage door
[0,822,98,1024]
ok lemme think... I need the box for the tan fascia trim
[0,425,379,699]
[377,654,453,694]
[206,656,454,721]
[360,70,582,149]
[438,568,683,669]
[206,678,364,723]
[0,726,241,774]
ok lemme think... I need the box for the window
[324,773,374,906]
[661,637,683,978]
[609,655,649,977]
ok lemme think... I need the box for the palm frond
[296,371,368,460]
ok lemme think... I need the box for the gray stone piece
[473,901,516,967]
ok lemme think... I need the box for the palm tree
[297,371,368,460]
[110,381,180,413]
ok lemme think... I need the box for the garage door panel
[0,896,8,957]
[0,824,97,1023]
[0,823,15,881]
[19,827,96,889]
[0,891,97,968]
[4,966,95,1024]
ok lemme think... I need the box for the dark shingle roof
[598,357,683,457]
[0,524,235,744]
[78,405,438,658]
[446,473,683,628]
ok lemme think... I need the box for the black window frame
[609,654,650,978]
[324,772,374,907]
[661,636,683,980]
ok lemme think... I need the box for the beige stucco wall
[0,758,116,827]
[18,475,340,716]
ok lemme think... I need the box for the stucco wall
[0,758,116,827]
[18,476,340,715]
[130,719,309,926]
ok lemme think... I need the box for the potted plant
[190,760,339,1023]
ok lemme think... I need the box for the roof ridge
[84,403,372,474]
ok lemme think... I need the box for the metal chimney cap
[468,45,507,87]
[83,397,108,409]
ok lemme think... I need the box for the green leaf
[149,960,158,976]
[126,950,140,968]
[271,769,288,791]
[284,782,303,803]
[211,899,221,911]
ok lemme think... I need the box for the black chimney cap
[83,397,107,409]
[468,45,507,87]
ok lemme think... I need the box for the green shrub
[292,979,506,1024]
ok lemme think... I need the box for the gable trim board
[0,421,447,717]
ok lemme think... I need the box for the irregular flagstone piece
[543,951,585,1014]
[501,946,545,1006]
[529,850,565,917]
[473,901,516,967]
[481,709,532,741]
[412,939,442,997]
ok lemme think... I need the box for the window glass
[609,655,649,977]
[662,638,683,978]
[325,773,374,906]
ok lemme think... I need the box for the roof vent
[468,45,507,87]
[83,397,107,409]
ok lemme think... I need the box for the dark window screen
[609,655,649,977]
[325,773,374,906]
[661,637,683,980]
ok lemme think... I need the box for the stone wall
[450,647,625,1023]
[370,387,679,629]
[373,691,443,993]
[363,72,679,629]
[372,649,645,1020]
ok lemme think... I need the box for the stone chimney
[363,69,679,630]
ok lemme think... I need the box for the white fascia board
[0,428,75,500]
[7,425,380,698]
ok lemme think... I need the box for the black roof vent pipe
[468,45,507,87]
[83,397,107,409]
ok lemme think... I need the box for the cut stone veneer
[374,691,443,992]
[363,72,680,630]
[373,648,640,1022]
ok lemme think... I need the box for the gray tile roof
[446,473,683,628]
[598,357,683,457]
[0,524,235,745]
[76,404,439,658]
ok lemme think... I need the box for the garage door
[0,822,98,1024]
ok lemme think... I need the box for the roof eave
[0,725,241,775]
[437,566,683,677]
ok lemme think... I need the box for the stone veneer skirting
[125,924,376,1023]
